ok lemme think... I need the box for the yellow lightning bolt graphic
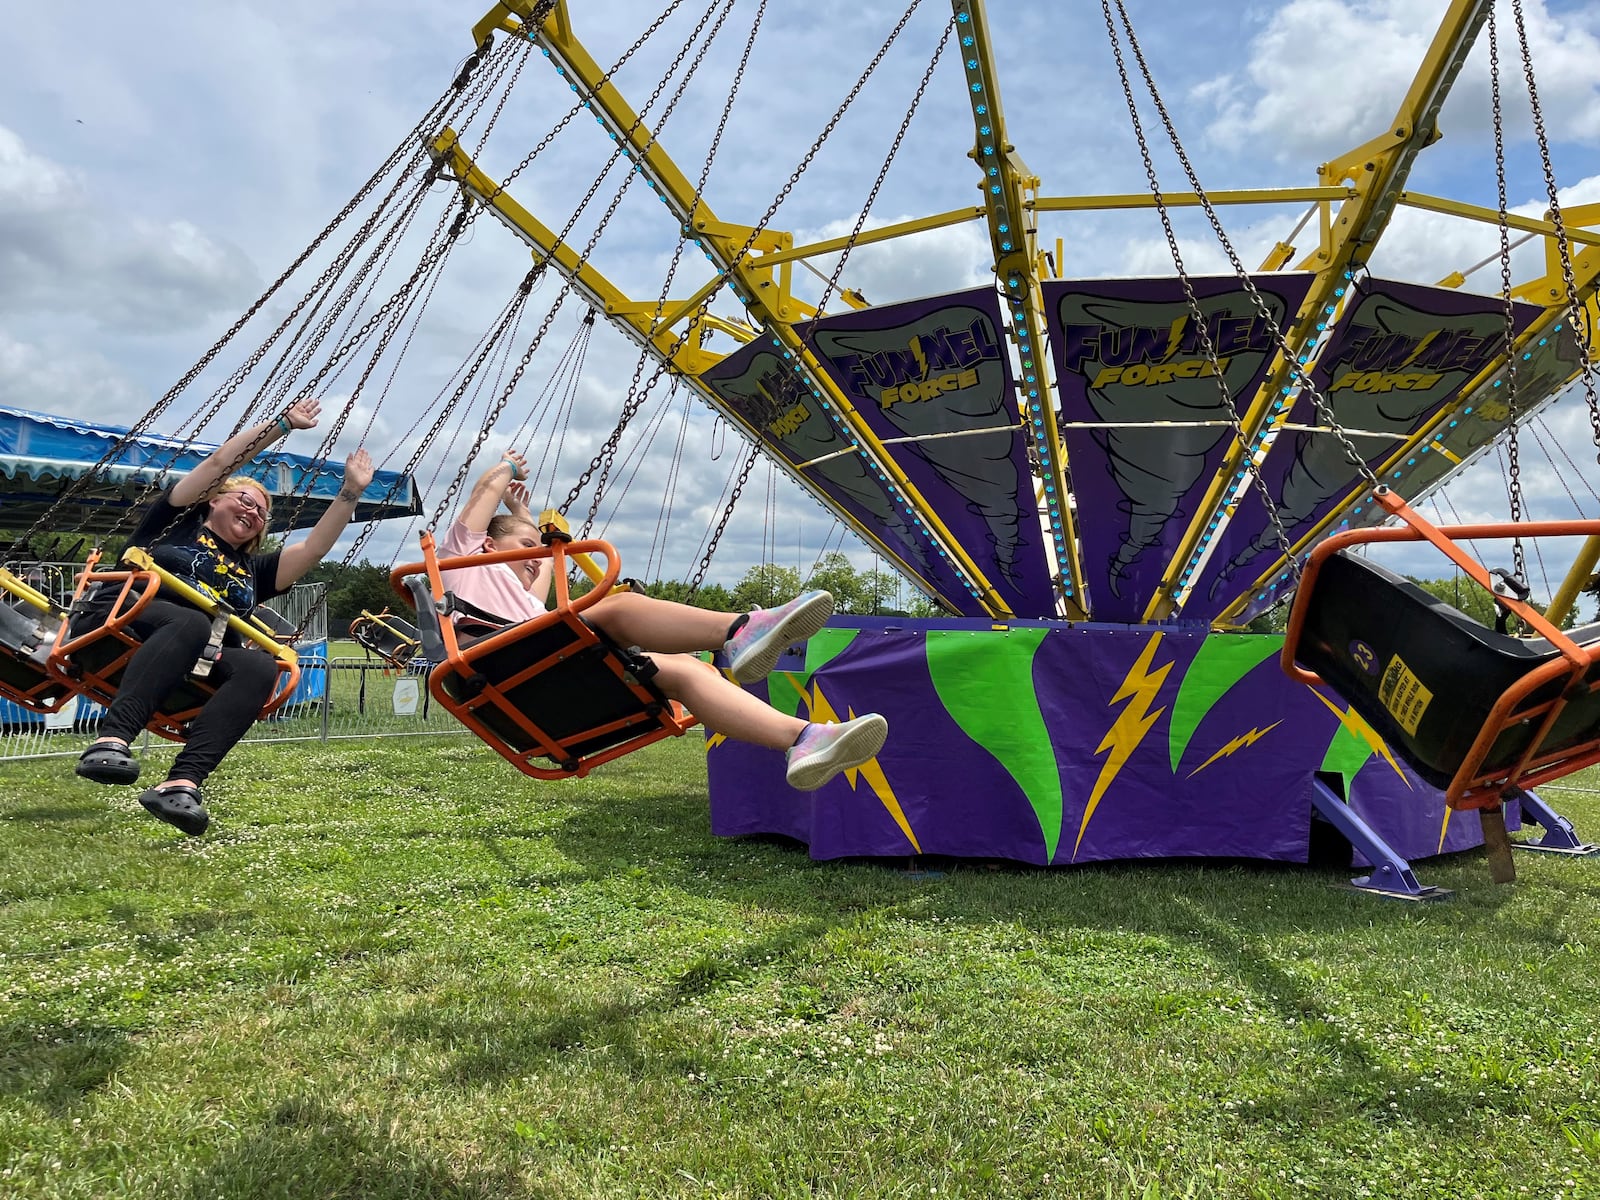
[1074,633,1172,860]
[1305,688,1449,850]
[1188,721,1283,777]
[708,671,918,852]
[1161,314,1188,361]
[1305,687,1411,787]
[785,673,920,852]
[1400,329,1439,367]
[908,334,929,381]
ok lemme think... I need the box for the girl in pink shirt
[436,451,887,791]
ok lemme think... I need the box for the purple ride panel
[699,338,980,613]
[1042,275,1316,622]
[1193,278,1540,623]
[802,288,1057,618]
[706,623,1493,867]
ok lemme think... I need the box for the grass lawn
[2,734,1598,1199]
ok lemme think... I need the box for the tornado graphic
[1208,293,1507,601]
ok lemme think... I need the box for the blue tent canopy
[0,405,423,541]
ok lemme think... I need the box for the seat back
[431,618,677,770]
[349,608,422,667]
[52,550,300,742]
[0,569,75,712]
[1289,549,1600,789]
[394,532,696,779]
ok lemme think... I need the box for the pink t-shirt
[437,518,547,625]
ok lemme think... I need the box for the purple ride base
[706,618,1558,888]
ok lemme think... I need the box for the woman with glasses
[72,397,376,837]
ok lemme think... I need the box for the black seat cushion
[1291,550,1600,788]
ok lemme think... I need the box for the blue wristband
[501,457,526,481]
[276,415,292,437]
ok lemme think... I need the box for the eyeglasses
[231,491,268,518]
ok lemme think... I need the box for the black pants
[96,600,279,786]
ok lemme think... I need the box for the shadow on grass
[175,1096,515,1200]
[0,1021,129,1113]
[2,801,109,824]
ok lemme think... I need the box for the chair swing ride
[3,0,1599,892]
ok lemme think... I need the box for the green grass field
[2,735,1598,1199]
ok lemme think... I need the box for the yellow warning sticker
[1378,654,1433,736]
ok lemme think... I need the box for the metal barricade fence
[1,560,465,763]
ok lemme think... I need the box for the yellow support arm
[1146,0,1494,621]
[120,547,299,667]
[951,0,1085,618]
[460,0,1017,617]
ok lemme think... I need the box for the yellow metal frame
[1211,207,1600,628]
[448,2,1022,616]
[121,547,300,667]
[454,0,1596,626]
[1138,0,1498,620]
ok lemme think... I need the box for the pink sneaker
[724,590,835,683]
[784,714,888,791]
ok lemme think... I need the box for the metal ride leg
[1309,778,1450,901]
[1511,788,1600,856]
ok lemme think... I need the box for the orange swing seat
[1283,488,1600,811]
[390,531,698,780]
[47,547,301,742]
[349,607,423,668]
[0,567,78,714]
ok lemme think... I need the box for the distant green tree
[1245,602,1290,635]
[1410,572,1513,629]
[1413,571,1573,631]
[690,582,733,612]
[300,561,395,627]
[859,568,899,615]
[806,551,866,613]
[731,563,801,612]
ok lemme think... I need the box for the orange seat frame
[1283,488,1600,811]
[0,567,77,713]
[390,531,698,780]
[46,548,301,742]
[349,607,423,668]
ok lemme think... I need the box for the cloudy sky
[4,0,1599,606]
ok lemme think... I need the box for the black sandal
[138,784,209,837]
[75,741,140,785]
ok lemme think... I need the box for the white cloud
[0,125,259,334]
[1198,0,1600,162]
[0,330,147,420]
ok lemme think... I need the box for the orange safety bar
[49,549,301,742]
[389,531,698,780]
[1283,487,1600,811]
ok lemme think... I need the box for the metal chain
[1511,0,1600,456]
[421,272,544,530]
[430,1,705,538]
[1490,6,1528,584]
[1109,0,1380,501]
[688,444,760,597]
[568,0,744,532]
[689,0,929,583]
[817,11,950,314]
[1102,0,1302,583]
[2,81,475,561]
[575,0,768,545]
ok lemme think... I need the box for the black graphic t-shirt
[126,487,285,615]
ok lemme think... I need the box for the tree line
[296,550,942,628]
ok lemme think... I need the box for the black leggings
[96,600,279,786]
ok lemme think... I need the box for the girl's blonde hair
[486,514,538,540]
[213,476,273,553]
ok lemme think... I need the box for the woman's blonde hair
[212,476,272,553]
